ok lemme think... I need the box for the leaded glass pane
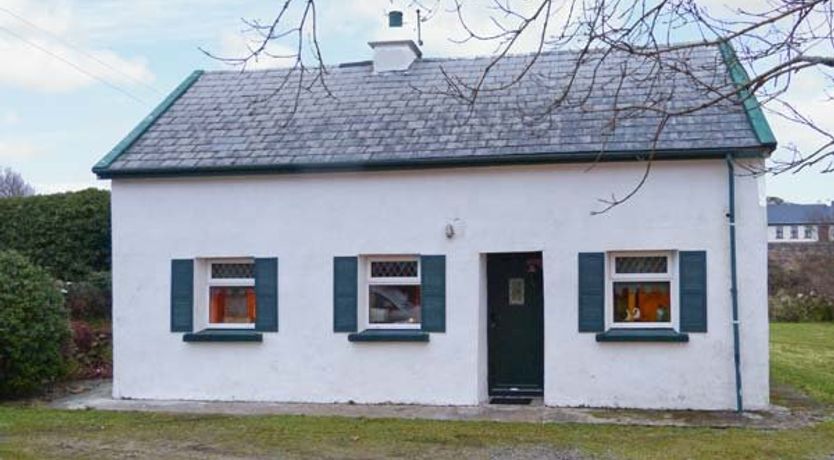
[211,263,255,279]
[615,256,667,274]
[371,260,418,278]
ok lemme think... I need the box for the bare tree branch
[212,0,834,212]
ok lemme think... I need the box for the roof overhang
[94,145,770,179]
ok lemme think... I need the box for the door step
[489,397,533,405]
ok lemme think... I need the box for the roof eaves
[718,41,777,151]
[94,145,769,179]
[92,70,204,177]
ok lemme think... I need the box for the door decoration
[509,278,525,306]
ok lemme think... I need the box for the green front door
[487,252,544,395]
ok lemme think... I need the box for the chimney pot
[370,8,421,73]
[388,10,403,28]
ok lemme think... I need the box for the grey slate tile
[101,46,765,173]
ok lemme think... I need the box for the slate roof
[94,44,775,177]
[768,203,834,225]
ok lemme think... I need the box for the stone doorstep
[48,381,815,430]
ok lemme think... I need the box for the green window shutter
[578,252,605,332]
[333,257,358,332]
[679,251,707,332]
[170,259,194,332]
[255,258,279,332]
[420,255,446,332]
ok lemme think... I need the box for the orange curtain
[638,288,669,322]
[246,288,257,323]
[210,289,226,323]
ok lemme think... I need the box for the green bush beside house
[0,250,71,397]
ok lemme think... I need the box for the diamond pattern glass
[371,260,418,278]
[211,263,255,279]
[615,256,667,274]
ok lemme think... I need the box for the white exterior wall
[111,159,769,410]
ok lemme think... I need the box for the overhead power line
[0,6,164,96]
[0,25,149,105]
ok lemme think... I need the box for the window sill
[348,329,430,342]
[183,329,263,343]
[595,328,689,343]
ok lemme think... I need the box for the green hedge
[0,250,70,397]
[0,189,110,281]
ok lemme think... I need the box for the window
[804,226,814,239]
[610,253,673,326]
[775,226,784,240]
[366,257,421,329]
[208,260,256,328]
[790,225,799,239]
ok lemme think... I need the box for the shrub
[69,320,112,379]
[65,271,111,320]
[769,254,834,322]
[769,290,834,322]
[0,188,110,281]
[0,250,71,397]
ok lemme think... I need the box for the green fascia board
[183,329,263,342]
[718,41,777,148]
[596,328,689,343]
[92,70,204,173]
[348,329,430,342]
[94,145,770,179]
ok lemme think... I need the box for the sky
[0,0,831,204]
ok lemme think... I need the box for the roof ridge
[199,41,723,75]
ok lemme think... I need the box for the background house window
[775,226,784,239]
[367,258,421,328]
[611,254,673,325]
[804,226,814,239]
[790,226,799,239]
[208,261,256,327]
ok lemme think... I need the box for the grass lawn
[0,323,831,460]
[770,322,834,405]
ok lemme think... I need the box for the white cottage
[94,36,775,410]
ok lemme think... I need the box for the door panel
[487,252,544,395]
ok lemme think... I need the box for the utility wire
[0,6,163,96]
[0,25,149,105]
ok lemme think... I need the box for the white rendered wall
[110,159,769,410]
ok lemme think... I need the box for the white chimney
[369,10,422,73]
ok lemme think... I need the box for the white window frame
[804,225,814,240]
[606,251,678,330]
[206,258,256,330]
[363,255,422,330]
[775,226,784,240]
[790,225,799,239]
